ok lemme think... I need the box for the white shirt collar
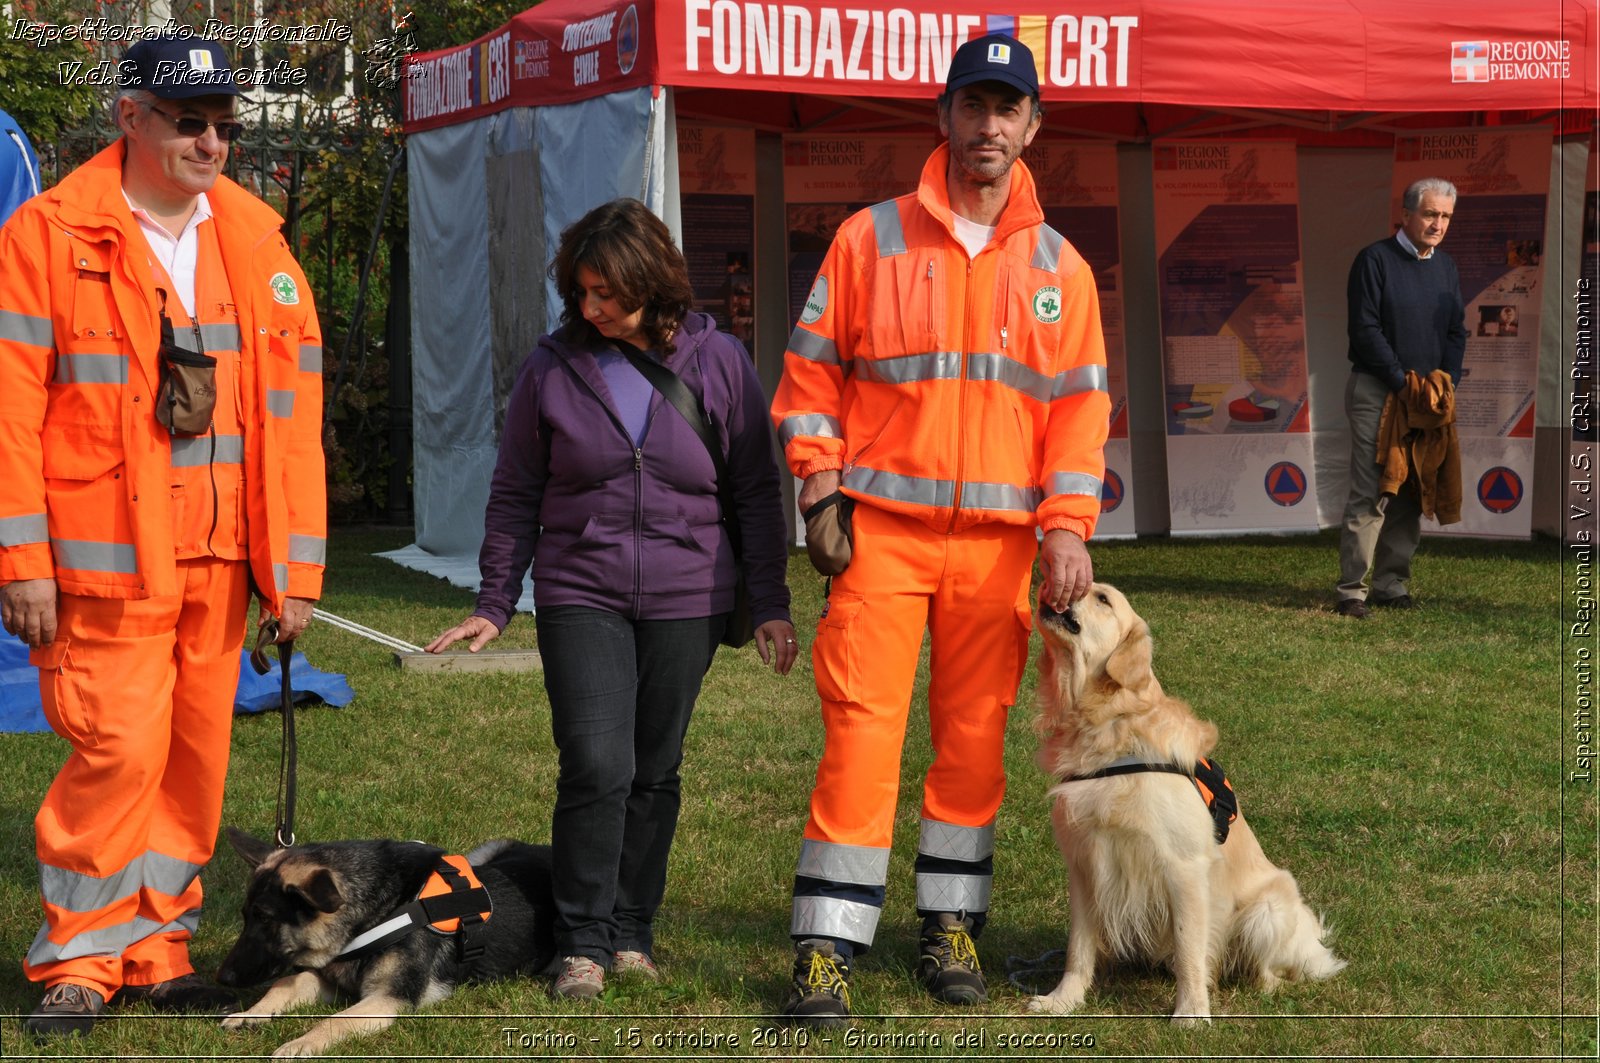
[1395,228,1434,260]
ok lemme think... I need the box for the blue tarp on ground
[0,630,354,733]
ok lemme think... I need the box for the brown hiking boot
[25,982,106,1039]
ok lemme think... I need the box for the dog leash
[250,621,298,847]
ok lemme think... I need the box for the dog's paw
[1026,994,1081,1014]
[1170,1013,1213,1028]
[271,1037,323,1058]
[220,1011,274,1030]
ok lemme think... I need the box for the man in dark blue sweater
[1336,177,1467,618]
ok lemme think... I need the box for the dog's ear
[291,868,345,915]
[225,827,276,869]
[1104,620,1155,692]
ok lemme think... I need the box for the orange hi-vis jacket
[771,144,1111,540]
[0,141,326,611]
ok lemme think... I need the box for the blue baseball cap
[945,33,1038,98]
[119,32,239,99]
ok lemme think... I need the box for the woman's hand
[425,615,501,654]
[755,619,799,676]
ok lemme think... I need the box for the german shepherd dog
[217,828,555,1058]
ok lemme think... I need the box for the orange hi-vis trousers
[25,558,250,999]
[791,504,1036,949]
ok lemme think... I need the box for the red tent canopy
[403,0,1597,141]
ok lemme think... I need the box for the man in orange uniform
[0,33,326,1037]
[771,34,1110,1022]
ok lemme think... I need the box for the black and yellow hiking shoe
[781,939,851,1025]
[918,913,987,1004]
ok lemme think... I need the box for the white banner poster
[1028,140,1136,537]
[1394,127,1550,540]
[1152,140,1318,533]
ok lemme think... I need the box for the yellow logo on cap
[987,43,1011,64]
[189,49,215,70]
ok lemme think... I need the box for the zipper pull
[635,447,643,471]
[927,259,935,281]
[1001,326,1008,349]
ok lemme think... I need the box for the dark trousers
[535,606,723,963]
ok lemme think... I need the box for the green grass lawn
[0,526,1591,1060]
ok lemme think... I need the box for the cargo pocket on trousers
[29,636,97,747]
[812,592,866,705]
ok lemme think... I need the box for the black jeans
[535,606,723,964]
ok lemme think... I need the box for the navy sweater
[1346,235,1468,392]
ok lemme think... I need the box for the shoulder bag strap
[615,345,742,557]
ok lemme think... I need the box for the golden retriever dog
[1027,584,1344,1025]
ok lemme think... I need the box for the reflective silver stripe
[167,325,238,353]
[967,351,1052,402]
[266,390,295,418]
[791,895,881,946]
[779,413,842,446]
[170,434,244,468]
[869,199,906,258]
[289,533,326,565]
[1032,224,1066,273]
[796,839,890,886]
[299,343,322,373]
[200,323,241,352]
[844,466,955,510]
[54,353,129,385]
[0,513,48,547]
[0,308,54,347]
[27,910,199,966]
[915,872,992,914]
[274,563,288,591]
[53,539,137,575]
[961,480,1043,513]
[1054,364,1109,399]
[919,819,995,863]
[1049,472,1104,499]
[845,467,1039,514]
[856,351,961,387]
[787,327,839,366]
[39,852,202,914]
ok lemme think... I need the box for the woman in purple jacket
[427,199,796,999]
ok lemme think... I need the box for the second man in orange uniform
[771,34,1111,1022]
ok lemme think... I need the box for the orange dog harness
[337,854,494,963]
[1061,756,1239,844]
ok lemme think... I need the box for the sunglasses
[146,105,246,143]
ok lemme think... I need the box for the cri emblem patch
[1033,286,1062,323]
[270,272,299,305]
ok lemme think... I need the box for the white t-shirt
[951,213,997,259]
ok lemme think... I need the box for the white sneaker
[551,956,605,999]
[613,950,660,981]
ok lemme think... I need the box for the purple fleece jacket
[472,311,791,632]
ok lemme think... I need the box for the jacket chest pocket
[65,243,122,350]
[867,254,944,359]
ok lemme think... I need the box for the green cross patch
[270,272,299,305]
[1032,285,1062,324]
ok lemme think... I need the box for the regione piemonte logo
[1452,41,1490,82]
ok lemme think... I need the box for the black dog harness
[336,855,494,964]
[1059,755,1239,844]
